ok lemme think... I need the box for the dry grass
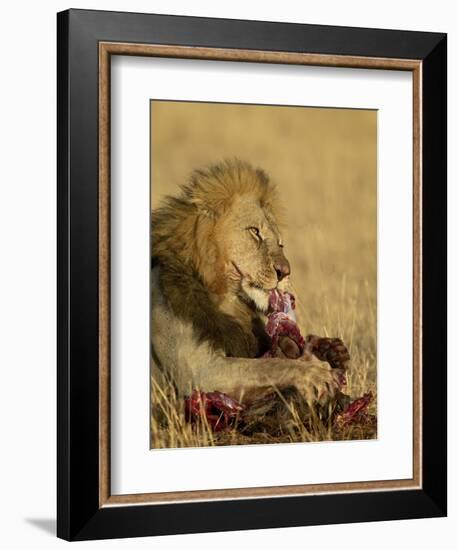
[150,101,377,448]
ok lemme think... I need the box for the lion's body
[151,160,342,404]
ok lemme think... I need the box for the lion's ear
[190,197,217,219]
[190,195,230,219]
[186,166,236,218]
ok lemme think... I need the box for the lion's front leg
[193,356,342,407]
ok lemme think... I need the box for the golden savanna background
[151,100,377,448]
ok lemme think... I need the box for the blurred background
[151,100,377,402]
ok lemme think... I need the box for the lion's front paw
[305,335,350,370]
[298,364,342,406]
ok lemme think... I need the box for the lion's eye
[247,227,262,240]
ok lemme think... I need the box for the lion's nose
[274,259,290,281]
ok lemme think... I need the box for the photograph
[150,100,378,449]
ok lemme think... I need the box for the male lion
[151,159,349,409]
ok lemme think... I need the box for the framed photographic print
[57,9,447,541]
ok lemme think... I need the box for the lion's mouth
[231,261,275,292]
[231,261,276,313]
[250,281,274,292]
[231,261,244,279]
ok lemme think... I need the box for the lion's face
[152,160,291,316]
[217,194,291,312]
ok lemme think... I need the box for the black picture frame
[57,8,447,541]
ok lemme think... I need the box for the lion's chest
[217,296,271,358]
